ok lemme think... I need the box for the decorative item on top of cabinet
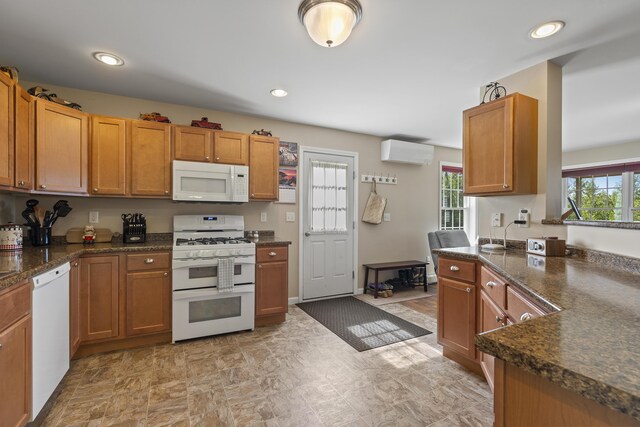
[252,129,272,136]
[173,125,213,163]
[249,134,279,201]
[14,85,34,191]
[255,245,289,326]
[28,86,82,110]
[0,71,14,188]
[213,131,248,165]
[129,119,171,197]
[91,115,127,195]
[35,99,89,194]
[191,117,222,130]
[463,92,538,196]
[139,112,170,123]
[0,280,32,427]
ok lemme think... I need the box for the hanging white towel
[217,258,235,292]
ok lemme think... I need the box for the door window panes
[311,161,348,232]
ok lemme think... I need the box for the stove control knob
[188,251,197,258]
[198,250,208,258]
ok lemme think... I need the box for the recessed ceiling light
[93,52,125,66]
[530,21,565,39]
[270,89,288,97]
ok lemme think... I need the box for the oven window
[189,265,242,279]
[189,297,242,323]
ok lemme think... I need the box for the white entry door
[301,149,356,301]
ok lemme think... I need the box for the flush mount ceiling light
[298,0,362,47]
[270,89,288,97]
[529,21,565,39]
[92,52,125,66]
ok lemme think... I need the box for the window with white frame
[440,164,465,230]
[563,162,640,222]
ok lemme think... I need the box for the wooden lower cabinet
[0,281,32,427]
[126,270,171,336]
[437,276,476,360]
[255,245,289,326]
[69,258,80,358]
[478,289,507,391]
[79,255,120,342]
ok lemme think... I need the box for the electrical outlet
[286,212,295,222]
[89,211,99,224]
[518,208,530,227]
[383,212,391,222]
[260,212,267,222]
[491,212,502,227]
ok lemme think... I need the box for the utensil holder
[30,227,52,247]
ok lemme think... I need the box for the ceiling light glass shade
[299,0,362,47]
[530,21,565,39]
[93,52,124,66]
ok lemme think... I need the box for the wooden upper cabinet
[35,99,89,194]
[213,131,248,165]
[463,93,538,196]
[14,86,34,191]
[173,126,212,162]
[249,135,279,201]
[129,120,171,197]
[0,72,14,188]
[91,116,127,195]
[79,255,120,342]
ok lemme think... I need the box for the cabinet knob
[450,265,460,272]
[503,184,509,189]
[268,251,277,256]
[216,157,220,161]
[520,312,532,322]
[251,194,255,197]
[486,281,496,288]
[144,258,154,264]
[40,184,47,189]
[205,156,210,160]
[74,262,78,267]
[165,190,169,195]
[94,188,99,192]
[0,343,3,350]
[163,272,168,276]
[495,316,502,323]
[258,264,262,269]
[466,287,471,293]
[18,180,25,186]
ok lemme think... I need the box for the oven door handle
[172,257,256,270]
[173,286,254,300]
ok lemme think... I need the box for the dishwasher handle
[32,262,71,289]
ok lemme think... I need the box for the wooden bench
[363,260,429,298]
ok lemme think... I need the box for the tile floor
[42,292,493,427]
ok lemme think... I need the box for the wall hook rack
[361,173,397,185]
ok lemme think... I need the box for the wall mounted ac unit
[381,139,434,165]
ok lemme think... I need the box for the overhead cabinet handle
[486,281,496,288]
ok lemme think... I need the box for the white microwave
[172,160,249,202]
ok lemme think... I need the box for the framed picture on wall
[279,141,298,166]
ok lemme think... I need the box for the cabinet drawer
[257,246,288,263]
[127,252,171,272]
[0,281,31,331]
[438,258,475,283]
[507,286,545,323]
[480,266,507,310]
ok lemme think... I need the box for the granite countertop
[250,236,292,247]
[0,240,173,292]
[434,246,640,421]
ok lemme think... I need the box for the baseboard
[354,288,364,295]
[288,297,299,305]
[427,273,438,284]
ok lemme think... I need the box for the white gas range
[172,215,255,342]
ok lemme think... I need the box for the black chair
[427,230,471,274]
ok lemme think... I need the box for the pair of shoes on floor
[377,290,393,298]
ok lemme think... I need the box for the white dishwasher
[31,262,70,420]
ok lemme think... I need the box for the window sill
[541,219,640,230]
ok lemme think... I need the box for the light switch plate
[491,213,502,227]
[260,212,267,222]
[286,212,295,222]
[89,211,99,224]
[383,212,391,222]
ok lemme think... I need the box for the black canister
[30,227,52,246]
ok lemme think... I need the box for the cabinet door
[213,131,248,165]
[249,135,279,201]
[173,126,212,162]
[256,260,288,317]
[129,120,171,197]
[0,73,14,187]
[69,259,80,358]
[14,86,34,191]
[79,255,120,342]
[0,315,31,427]
[463,96,514,194]
[35,99,89,194]
[479,289,507,391]
[125,271,171,336]
[91,116,127,195]
[437,277,476,359]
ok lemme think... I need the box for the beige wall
[563,140,640,166]
[16,81,462,298]
[476,62,567,242]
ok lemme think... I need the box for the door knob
[305,232,311,237]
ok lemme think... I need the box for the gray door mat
[296,296,432,352]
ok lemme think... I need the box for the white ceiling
[1,0,640,151]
